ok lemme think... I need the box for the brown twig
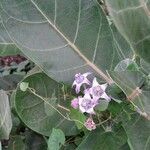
[127,87,142,101]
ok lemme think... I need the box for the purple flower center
[81,99,94,111]
[92,86,104,97]
[75,73,84,84]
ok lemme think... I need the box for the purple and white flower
[72,72,91,93]
[84,118,96,131]
[78,94,98,114]
[88,78,111,101]
[71,98,79,109]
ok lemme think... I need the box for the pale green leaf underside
[0,90,12,139]
[0,0,131,83]
[106,0,150,63]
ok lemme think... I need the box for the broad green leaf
[105,0,150,63]
[48,128,65,150]
[77,126,127,150]
[108,71,150,117]
[15,72,78,136]
[0,90,12,139]
[122,113,150,150]
[0,0,131,83]
[70,109,86,129]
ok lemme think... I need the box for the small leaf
[48,128,65,150]
[114,58,139,71]
[70,109,86,129]
[20,82,29,92]
[95,100,109,111]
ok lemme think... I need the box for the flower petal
[79,105,86,113]
[75,84,82,93]
[100,83,108,91]
[72,80,76,87]
[92,78,99,87]
[101,92,111,101]
[84,93,91,99]
[83,72,91,77]
[83,78,91,85]
[86,108,95,114]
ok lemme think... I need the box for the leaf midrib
[30,0,113,84]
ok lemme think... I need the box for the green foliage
[48,128,65,150]
[0,0,150,149]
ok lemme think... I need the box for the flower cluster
[71,72,111,130]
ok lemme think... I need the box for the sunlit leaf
[0,90,12,139]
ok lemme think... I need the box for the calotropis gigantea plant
[0,0,150,149]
